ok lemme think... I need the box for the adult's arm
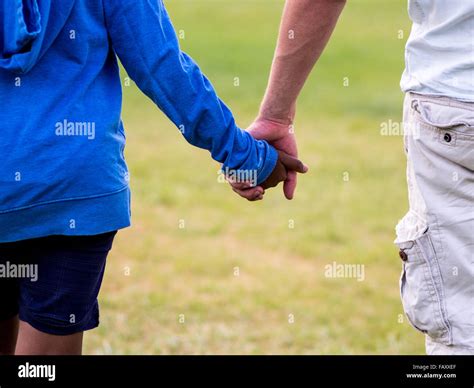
[232,0,346,200]
[260,0,347,128]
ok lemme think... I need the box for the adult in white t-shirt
[230,0,474,355]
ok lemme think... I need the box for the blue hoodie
[0,0,277,242]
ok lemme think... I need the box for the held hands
[228,117,308,201]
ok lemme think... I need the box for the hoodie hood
[0,0,75,74]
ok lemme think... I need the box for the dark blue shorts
[0,231,116,336]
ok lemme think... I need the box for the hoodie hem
[0,186,131,243]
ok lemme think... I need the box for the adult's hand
[229,148,307,202]
[247,116,303,199]
[229,115,306,201]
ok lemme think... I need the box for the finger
[283,171,297,200]
[246,191,264,202]
[224,176,255,189]
[231,186,264,201]
[254,193,264,201]
[278,151,309,174]
[228,180,254,190]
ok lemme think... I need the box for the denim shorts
[0,231,116,336]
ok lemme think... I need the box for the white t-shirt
[400,0,474,102]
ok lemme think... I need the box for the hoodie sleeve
[102,0,277,185]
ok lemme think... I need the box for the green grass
[83,0,424,354]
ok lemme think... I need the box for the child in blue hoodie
[0,0,307,354]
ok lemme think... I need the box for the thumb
[278,151,309,174]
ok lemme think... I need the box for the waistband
[408,92,474,111]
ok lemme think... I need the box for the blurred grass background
[84,0,423,354]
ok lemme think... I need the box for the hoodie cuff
[256,141,278,186]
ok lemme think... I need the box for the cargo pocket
[397,228,452,344]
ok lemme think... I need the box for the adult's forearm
[260,0,346,123]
